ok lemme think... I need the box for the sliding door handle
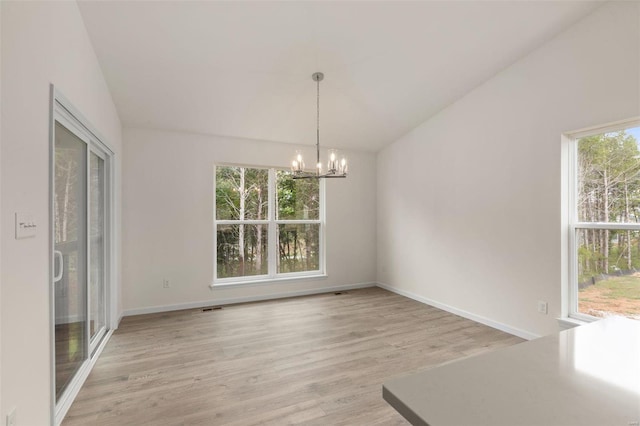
[54,250,64,283]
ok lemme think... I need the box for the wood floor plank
[63,287,523,425]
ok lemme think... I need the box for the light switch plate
[537,300,548,315]
[15,212,37,239]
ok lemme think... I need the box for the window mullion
[268,168,276,278]
[320,177,326,275]
[275,220,321,225]
[568,225,578,318]
[213,165,218,281]
[216,220,269,225]
[574,222,640,230]
[569,137,582,319]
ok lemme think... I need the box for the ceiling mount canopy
[291,72,348,179]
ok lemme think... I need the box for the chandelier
[291,72,348,179]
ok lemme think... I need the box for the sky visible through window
[626,127,640,143]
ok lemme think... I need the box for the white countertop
[383,317,640,426]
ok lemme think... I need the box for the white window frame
[564,117,640,322]
[212,164,326,286]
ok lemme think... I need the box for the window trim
[564,117,640,322]
[212,164,326,286]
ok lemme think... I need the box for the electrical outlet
[537,300,548,315]
[7,407,16,426]
[163,278,170,288]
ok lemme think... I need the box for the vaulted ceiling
[78,1,602,152]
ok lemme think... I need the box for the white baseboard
[122,282,377,317]
[376,282,539,341]
[122,281,538,339]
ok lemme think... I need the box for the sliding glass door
[53,121,88,401]
[52,102,112,415]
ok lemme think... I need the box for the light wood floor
[63,287,523,425]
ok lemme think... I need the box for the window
[214,165,323,284]
[568,121,640,321]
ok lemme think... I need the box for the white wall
[377,1,640,339]
[0,1,3,417]
[122,128,376,313]
[0,2,122,424]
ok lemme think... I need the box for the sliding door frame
[49,86,118,426]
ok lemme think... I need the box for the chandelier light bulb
[340,157,348,175]
[292,151,305,174]
[328,149,338,173]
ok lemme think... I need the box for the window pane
[216,166,269,220]
[276,171,319,220]
[217,224,268,278]
[577,127,640,223]
[277,224,320,273]
[577,228,640,319]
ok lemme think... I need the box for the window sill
[210,274,328,289]
[557,317,590,330]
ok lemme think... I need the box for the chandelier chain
[316,75,320,170]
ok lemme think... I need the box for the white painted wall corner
[122,282,376,317]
